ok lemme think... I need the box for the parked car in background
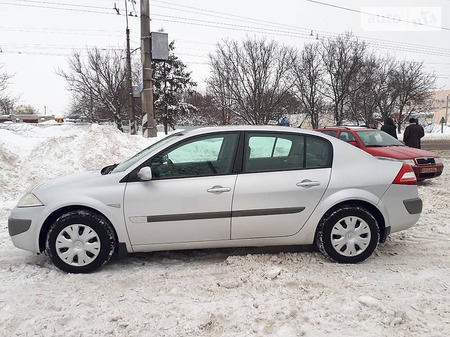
[9,126,422,273]
[316,126,444,181]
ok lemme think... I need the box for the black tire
[45,210,117,273]
[315,206,379,264]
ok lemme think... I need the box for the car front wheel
[316,206,379,263]
[45,210,116,273]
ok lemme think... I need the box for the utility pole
[446,94,449,126]
[125,0,136,135]
[141,0,157,137]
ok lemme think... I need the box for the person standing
[416,118,425,149]
[403,118,424,149]
[381,117,397,139]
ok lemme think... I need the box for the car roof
[184,125,325,137]
[316,126,370,131]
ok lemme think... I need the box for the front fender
[39,195,131,252]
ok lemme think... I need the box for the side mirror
[137,167,152,181]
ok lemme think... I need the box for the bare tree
[67,91,111,123]
[208,37,295,125]
[184,91,232,125]
[391,61,436,131]
[373,57,398,120]
[291,43,326,128]
[57,48,128,131]
[207,68,237,125]
[0,66,18,115]
[321,33,367,125]
[347,55,395,127]
[0,96,17,115]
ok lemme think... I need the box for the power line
[306,0,450,31]
[0,1,116,15]
[14,0,111,11]
[148,1,450,57]
[3,0,450,60]
[3,0,450,57]
[151,14,450,57]
[152,0,311,34]
[0,26,124,37]
[151,0,450,54]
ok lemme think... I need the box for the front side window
[113,132,184,173]
[150,133,239,179]
[338,131,356,142]
[320,130,337,137]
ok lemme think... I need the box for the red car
[315,127,444,181]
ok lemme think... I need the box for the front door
[123,132,240,246]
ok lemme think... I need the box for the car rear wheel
[316,206,379,263]
[45,210,116,273]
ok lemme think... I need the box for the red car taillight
[393,163,417,185]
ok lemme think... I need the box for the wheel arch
[38,205,119,253]
[316,200,386,243]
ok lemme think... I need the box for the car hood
[365,146,439,159]
[32,170,101,193]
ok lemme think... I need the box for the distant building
[0,114,56,124]
[429,90,450,125]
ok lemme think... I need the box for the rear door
[231,132,332,239]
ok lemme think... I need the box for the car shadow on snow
[112,245,319,269]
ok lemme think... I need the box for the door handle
[296,180,320,188]
[207,185,231,194]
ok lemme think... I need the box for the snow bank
[0,124,449,337]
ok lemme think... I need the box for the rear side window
[244,133,332,173]
[248,136,293,158]
[305,136,332,169]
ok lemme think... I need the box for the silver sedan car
[8,126,422,273]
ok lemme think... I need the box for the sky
[1,0,450,116]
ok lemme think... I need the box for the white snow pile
[0,123,449,337]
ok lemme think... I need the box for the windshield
[355,130,404,147]
[111,131,185,173]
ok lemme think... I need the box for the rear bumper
[403,198,423,214]
[379,185,421,234]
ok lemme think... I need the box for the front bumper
[8,218,32,236]
[8,205,46,253]
[413,164,444,180]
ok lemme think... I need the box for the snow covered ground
[0,123,449,337]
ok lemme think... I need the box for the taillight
[393,163,417,185]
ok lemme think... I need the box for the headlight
[17,193,44,208]
[401,159,416,166]
[376,157,396,162]
[434,158,442,164]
